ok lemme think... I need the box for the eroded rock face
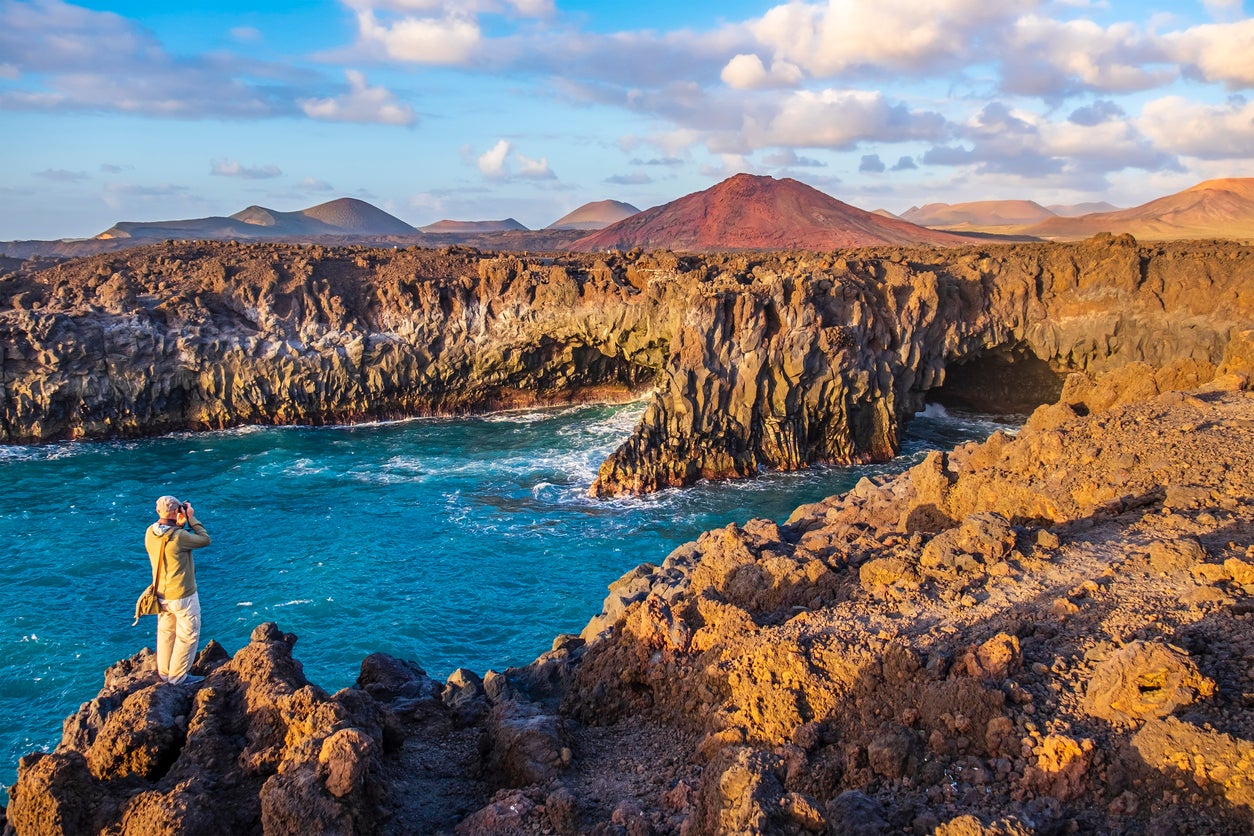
[5,623,389,836]
[6,370,1254,834]
[3,237,1251,497]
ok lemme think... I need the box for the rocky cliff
[3,236,1251,499]
[6,367,1254,834]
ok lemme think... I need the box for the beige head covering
[156,495,183,517]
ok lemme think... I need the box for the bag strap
[151,527,178,593]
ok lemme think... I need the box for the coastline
[4,366,1253,834]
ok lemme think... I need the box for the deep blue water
[0,402,1010,800]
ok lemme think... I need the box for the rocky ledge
[2,236,1252,496]
[5,365,1253,835]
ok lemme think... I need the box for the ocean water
[0,401,1011,799]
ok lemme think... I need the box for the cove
[0,401,1009,799]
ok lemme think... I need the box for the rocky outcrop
[7,369,1254,833]
[2,237,1252,500]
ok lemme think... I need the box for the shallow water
[0,402,1011,798]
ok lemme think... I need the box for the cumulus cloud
[921,100,1175,184]
[472,139,557,180]
[0,0,311,117]
[477,139,511,177]
[1162,19,1254,88]
[352,8,481,64]
[746,0,1032,78]
[1139,95,1254,159]
[741,89,947,150]
[891,156,918,171]
[343,0,555,65]
[859,154,886,173]
[210,159,282,179]
[516,152,555,180]
[300,70,415,125]
[1000,15,1173,97]
[720,53,802,90]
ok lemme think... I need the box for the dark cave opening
[927,347,1066,418]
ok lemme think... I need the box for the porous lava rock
[2,236,1252,500]
[7,327,1254,833]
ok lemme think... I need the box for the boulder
[1083,641,1215,724]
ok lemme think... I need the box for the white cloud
[1139,95,1254,159]
[1162,19,1254,88]
[471,139,557,180]
[740,89,947,150]
[515,152,555,180]
[210,159,282,179]
[299,70,416,125]
[1001,15,1173,96]
[720,53,802,90]
[0,0,314,117]
[478,139,511,177]
[351,7,481,64]
[747,0,1033,77]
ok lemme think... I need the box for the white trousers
[156,592,201,684]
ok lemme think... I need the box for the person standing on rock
[146,495,211,684]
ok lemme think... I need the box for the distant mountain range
[1021,179,1254,241]
[900,180,1254,241]
[419,218,528,234]
[2,176,1252,260]
[898,200,1123,230]
[99,198,418,240]
[571,174,976,252]
[97,199,637,243]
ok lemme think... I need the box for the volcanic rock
[7,366,1254,833]
[3,236,1252,502]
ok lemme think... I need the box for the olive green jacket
[145,520,211,600]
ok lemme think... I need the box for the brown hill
[569,174,974,252]
[547,200,640,230]
[902,200,1056,229]
[1025,178,1254,241]
[97,198,417,240]
[419,218,529,233]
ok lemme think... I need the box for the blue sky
[1,0,1251,239]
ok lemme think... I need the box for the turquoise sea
[0,402,1009,800]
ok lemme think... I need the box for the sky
[1,0,1252,240]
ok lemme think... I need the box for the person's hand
[180,502,195,523]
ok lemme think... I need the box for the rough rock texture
[5,624,393,836]
[6,368,1254,834]
[3,236,1252,501]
